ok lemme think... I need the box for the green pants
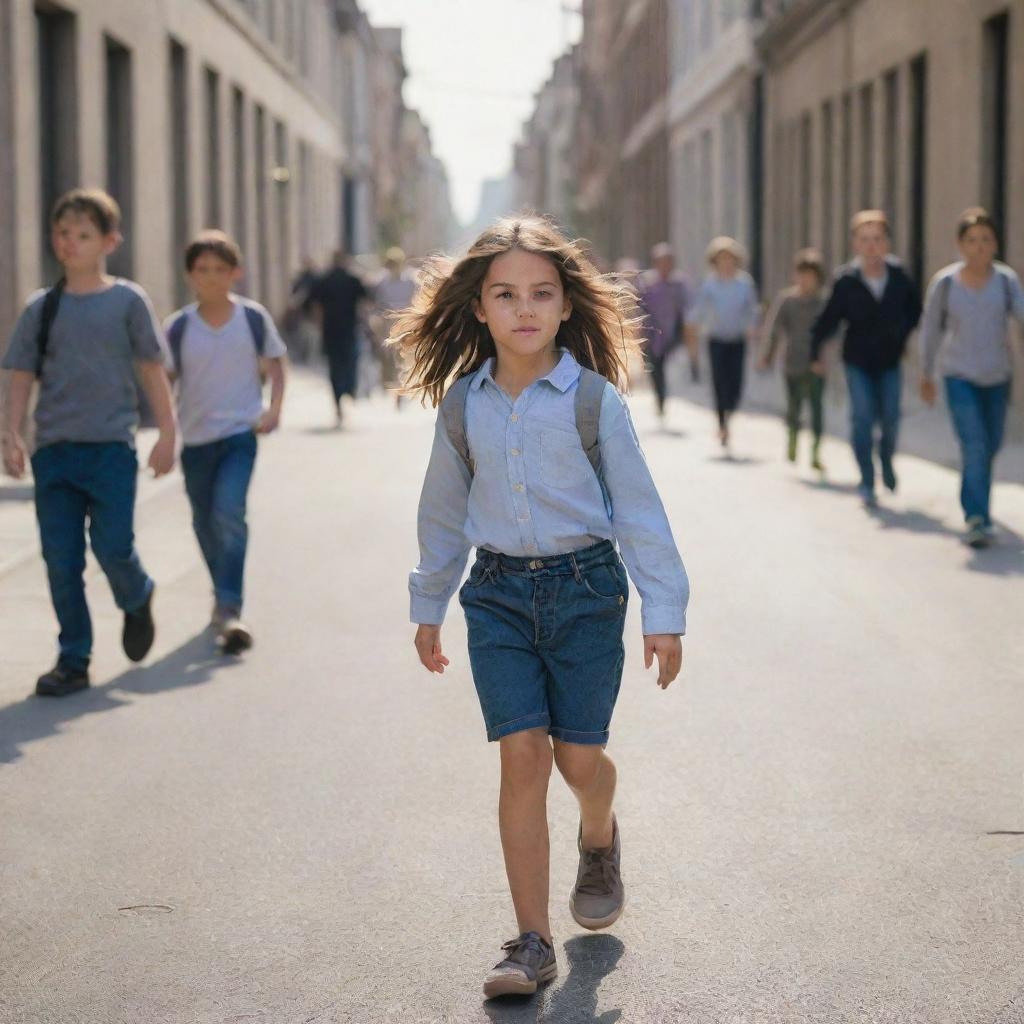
[785,372,824,440]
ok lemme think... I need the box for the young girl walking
[919,207,1024,547]
[395,216,689,1000]
[686,237,759,451]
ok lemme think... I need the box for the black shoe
[123,587,156,662]
[881,461,898,492]
[36,663,90,697]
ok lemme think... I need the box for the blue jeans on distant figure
[845,365,901,493]
[31,441,153,671]
[944,376,1010,525]
[180,430,257,613]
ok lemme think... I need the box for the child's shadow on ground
[0,631,238,765]
[483,934,625,1024]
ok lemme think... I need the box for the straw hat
[705,236,746,265]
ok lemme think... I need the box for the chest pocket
[540,428,593,488]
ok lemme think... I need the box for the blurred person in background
[373,247,419,407]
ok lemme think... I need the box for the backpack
[34,277,161,428]
[938,264,1013,332]
[441,365,607,481]
[165,302,267,376]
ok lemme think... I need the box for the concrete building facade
[0,0,452,349]
[668,0,761,279]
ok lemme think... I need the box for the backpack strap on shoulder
[938,274,953,333]
[166,312,189,375]
[242,302,267,356]
[35,278,66,377]
[440,374,474,477]
[574,367,607,477]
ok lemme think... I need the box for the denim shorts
[458,539,628,745]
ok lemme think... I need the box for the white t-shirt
[166,298,287,446]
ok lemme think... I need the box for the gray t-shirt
[166,298,287,447]
[2,279,165,448]
[763,288,827,375]
[920,262,1024,385]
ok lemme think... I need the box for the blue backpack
[165,302,267,376]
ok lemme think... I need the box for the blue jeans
[459,540,627,745]
[180,430,257,612]
[31,441,153,670]
[845,365,902,492]
[944,376,1010,525]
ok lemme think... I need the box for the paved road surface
[3,372,1023,1023]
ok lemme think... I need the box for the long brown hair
[390,214,642,406]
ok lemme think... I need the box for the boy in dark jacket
[810,210,921,507]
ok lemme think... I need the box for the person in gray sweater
[759,249,829,471]
[919,207,1024,547]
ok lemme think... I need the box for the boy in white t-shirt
[165,231,287,653]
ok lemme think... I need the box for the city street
[2,370,1023,1024]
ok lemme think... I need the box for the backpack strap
[35,278,66,377]
[574,367,607,477]
[243,303,267,356]
[166,312,189,375]
[938,273,953,333]
[440,374,474,477]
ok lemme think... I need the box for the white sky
[360,0,582,226]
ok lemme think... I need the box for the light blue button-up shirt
[410,350,689,635]
[687,271,759,340]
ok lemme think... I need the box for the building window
[231,86,247,258]
[908,54,928,287]
[799,112,812,247]
[722,111,738,239]
[982,10,1010,244]
[821,99,834,266]
[105,35,133,278]
[699,128,713,251]
[204,67,222,228]
[841,91,852,249]
[274,119,289,298]
[859,82,874,208]
[253,103,268,299]
[882,69,899,241]
[169,38,189,306]
[36,3,79,282]
[297,140,311,258]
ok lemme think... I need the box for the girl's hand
[414,624,450,674]
[644,634,683,690]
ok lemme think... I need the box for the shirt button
[511,448,521,456]
[514,483,524,492]
[510,414,519,422]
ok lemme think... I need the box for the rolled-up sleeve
[598,386,689,635]
[409,412,473,624]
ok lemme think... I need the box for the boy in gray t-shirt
[165,231,287,654]
[1,188,177,696]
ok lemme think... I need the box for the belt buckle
[528,559,544,570]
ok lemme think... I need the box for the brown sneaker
[570,816,624,930]
[482,932,557,999]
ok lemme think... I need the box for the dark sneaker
[570,816,624,930]
[810,443,825,473]
[483,932,557,999]
[123,588,156,663]
[35,663,90,697]
[857,484,878,509]
[787,429,798,463]
[965,516,989,549]
[219,617,253,656]
[881,460,898,492]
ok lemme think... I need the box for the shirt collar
[469,349,581,393]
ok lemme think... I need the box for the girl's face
[958,224,998,268]
[475,248,571,360]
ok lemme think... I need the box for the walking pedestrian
[809,210,922,508]
[0,188,176,696]
[637,242,692,426]
[396,215,689,1001]
[165,230,288,653]
[919,207,1024,547]
[758,248,829,471]
[372,246,418,403]
[686,237,759,450]
[307,250,367,427]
